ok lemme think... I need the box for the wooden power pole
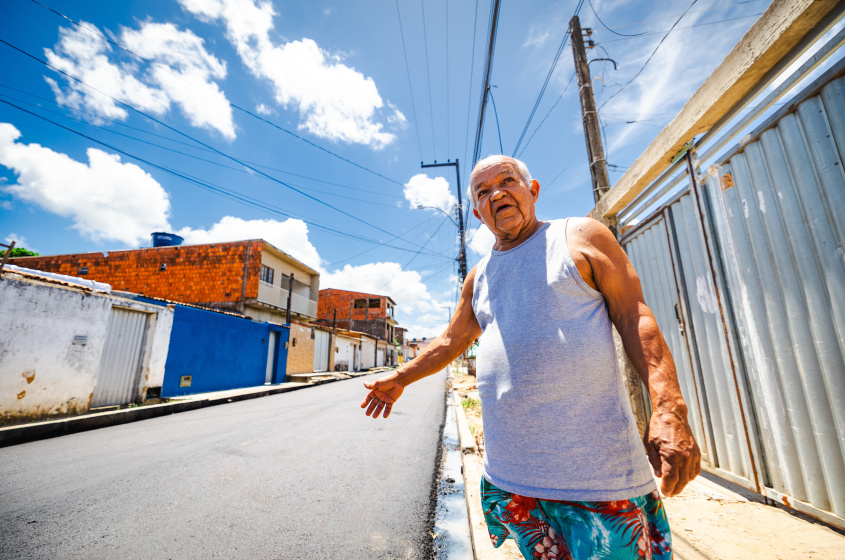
[570,15,611,204]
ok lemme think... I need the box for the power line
[420,0,437,157]
[516,71,577,159]
[587,0,645,37]
[511,0,585,157]
[24,0,407,188]
[0,39,439,255]
[445,0,450,157]
[1,89,404,207]
[487,87,504,153]
[472,0,502,165]
[463,0,480,169]
[0,96,452,261]
[395,0,424,162]
[598,0,700,110]
[597,13,763,45]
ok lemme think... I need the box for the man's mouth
[495,204,513,214]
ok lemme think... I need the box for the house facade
[11,239,320,324]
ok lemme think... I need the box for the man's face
[470,158,539,239]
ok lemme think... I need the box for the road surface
[0,371,447,559]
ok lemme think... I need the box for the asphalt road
[0,371,447,559]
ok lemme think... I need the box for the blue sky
[0,0,770,337]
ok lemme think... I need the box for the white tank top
[472,219,656,501]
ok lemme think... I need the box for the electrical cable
[488,87,504,153]
[471,0,502,165]
[395,0,424,163]
[598,0,700,110]
[24,0,407,188]
[463,0,480,170]
[587,0,645,37]
[445,0,450,157]
[515,71,577,159]
[1,90,404,208]
[597,13,763,46]
[511,0,585,157]
[0,38,437,254]
[420,0,437,157]
[0,96,453,259]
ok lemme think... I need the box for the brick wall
[11,241,263,310]
[286,322,316,375]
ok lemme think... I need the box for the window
[369,299,380,309]
[259,265,275,284]
[354,299,367,309]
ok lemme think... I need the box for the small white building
[0,266,173,425]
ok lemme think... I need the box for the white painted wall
[334,335,356,372]
[0,274,172,424]
[361,337,375,370]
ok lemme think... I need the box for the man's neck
[492,218,544,251]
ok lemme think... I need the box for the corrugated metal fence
[621,63,845,527]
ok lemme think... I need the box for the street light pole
[420,159,467,286]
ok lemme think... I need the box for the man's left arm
[568,217,701,497]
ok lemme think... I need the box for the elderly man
[361,155,700,559]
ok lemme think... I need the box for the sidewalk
[449,373,845,560]
[0,369,382,448]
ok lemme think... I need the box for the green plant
[9,247,39,257]
[462,397,480,410]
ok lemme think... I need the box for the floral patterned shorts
[481,477,672,559]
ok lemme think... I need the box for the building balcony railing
[258,281,317,318]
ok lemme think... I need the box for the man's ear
[472,208,481,221]
[530,179,540,201]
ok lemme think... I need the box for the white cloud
[45,21,235,139]
[256,103,274,116]
[0,123,171,246]
[4,233,36,253]
[178,0,401,148]
[403,174,457,213]
[178,216,321,270]
[467,224,496,256]
[45,23,169,121]
[121,22,236,139]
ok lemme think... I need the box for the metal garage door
[92,307,148,408]
[313,329,329,372]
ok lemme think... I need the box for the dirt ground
[449,372,845,560]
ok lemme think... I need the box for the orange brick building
[11,240,320,324]
[316,288,398,349]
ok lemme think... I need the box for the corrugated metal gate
[313,329,330,372]
[621,69,845,527]
[92,307,149,408]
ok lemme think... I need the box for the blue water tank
[151,232,184,247]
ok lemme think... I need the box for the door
[376,348,384,367]
[265,331,278,383]
[313,329,330,372]
[92,307,149,408]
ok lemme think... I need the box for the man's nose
[490,187,507,200]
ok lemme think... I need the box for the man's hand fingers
[372,401,385,418]
[659,460,680,497]
[361,391,375,409]
[383,403,393,418]
[366,398,379,417]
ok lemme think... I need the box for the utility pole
[420,159,468,286]
[570,15,611,204]
[285,273,294,325]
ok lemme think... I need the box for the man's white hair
[467,155,533,209]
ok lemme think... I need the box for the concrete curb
[453,393,478,454]
[0,373,377,448]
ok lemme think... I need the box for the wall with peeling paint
[0,274,173,425]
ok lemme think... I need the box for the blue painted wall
[162,305,290,397]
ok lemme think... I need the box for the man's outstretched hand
[361,377,405,419]
[644,411,702,497]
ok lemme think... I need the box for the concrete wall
[0,275,172,425]
[334,335,357,372]
[162,305,279,397]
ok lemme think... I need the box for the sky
[0,0,772,338]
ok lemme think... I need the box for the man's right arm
[361,265,482,418]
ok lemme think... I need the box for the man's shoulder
[564,217,614,248]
